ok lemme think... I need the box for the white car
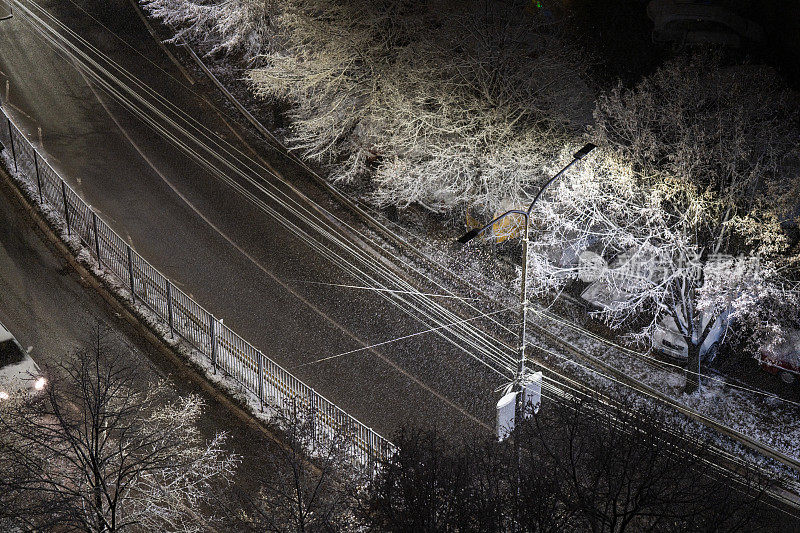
[650,310,729,363]
[0,321,46,401]
[581,279,729,363]
[578,249,730,364]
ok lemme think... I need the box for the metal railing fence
[0,106,395,467]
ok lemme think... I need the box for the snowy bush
[144,0,595,214]
[140,0,275,59]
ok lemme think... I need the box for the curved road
[0,0,509,440]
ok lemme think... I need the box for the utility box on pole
[523,371,542,417]
[496,371,543,441]
[496,391,518,441]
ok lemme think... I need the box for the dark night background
[554,0,800,88]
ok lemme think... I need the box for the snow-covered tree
[361,2,594,213]
[593,52,800,238]
[529,52,800,391]
[234,401,362,531]
[144,0,594,214]
[533,153,795,391]
[0,336,237,532]
[140,0,275,60]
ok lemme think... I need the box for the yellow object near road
[465,203,524,243]
[492,209,523,243]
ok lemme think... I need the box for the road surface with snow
[0,0,508,440]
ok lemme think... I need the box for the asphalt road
[0,0,508,441]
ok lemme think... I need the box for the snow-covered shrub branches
[244,0,593,213]
[140,0,276,59]
[0,337,237,532]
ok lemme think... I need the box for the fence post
[166,281,175,337]
[7,118,17,172]
[257,352,264,411]
[368,431,375,475]
[127,245,135,303]
[92,212,101,268]
[60,180,71,236]
[33,152,43,204]
[309,389,317,441]
[210,315,217,373]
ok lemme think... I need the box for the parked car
[650,311,730,364]
[0,320,46,401]
[579,249,730,364]
[759,331,800,385]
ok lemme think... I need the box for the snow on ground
[543,313,800,461]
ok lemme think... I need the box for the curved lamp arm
[457,209,528,244]
[457,143,596,244]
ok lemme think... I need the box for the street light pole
[457,143,596,430]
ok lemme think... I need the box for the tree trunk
[683,342,701,394]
